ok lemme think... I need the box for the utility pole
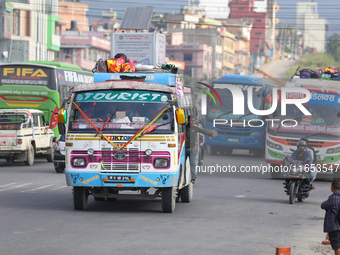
[256,34,263,69]
[278,23,285,59]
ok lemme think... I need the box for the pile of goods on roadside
[92,53,179,74]
[299,66,340,80]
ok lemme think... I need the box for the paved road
[254,59,296,84]
[0,153,332,255]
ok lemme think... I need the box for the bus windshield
[207,83,264,121]
[69,90,174,133]
[267,91,340,139]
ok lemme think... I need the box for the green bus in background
[0,61,94,137]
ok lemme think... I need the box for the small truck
[0,109,56,165]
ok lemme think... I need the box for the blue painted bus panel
[205,75,268,150]
[66,172,179,188]
[94,73,176,86]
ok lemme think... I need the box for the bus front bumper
[65,171,179,188]
[206,134,264,149]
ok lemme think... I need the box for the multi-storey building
[58,0,89,32]
[229,0,271,56]
[167,43,213,80]
[296,1,326,53]
[0,0,61,63]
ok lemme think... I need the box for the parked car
[0,109,55,166]
[54,134,65,173]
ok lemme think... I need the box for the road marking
[0,182,17,188]
[21,184,54,193]
[235,195,246,198]
[0,183,32,191]
[52,186,68,190]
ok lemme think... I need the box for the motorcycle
[283,159,312,204]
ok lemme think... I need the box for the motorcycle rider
[287,140,315,189]
[300,137,316,163]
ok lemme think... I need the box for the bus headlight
[87,148,94,156]
[267,140,282,150]
[145,149,152,157]
[72,158,86,167]
[327,148,335,154]
[283,152,292,158]
[154,158,169,168]
[267,140,274,148]
[336,147,340,153]
[250,131,263,136]
[275,144,283,150]
[207,128,215,133]
[316,155,325,161]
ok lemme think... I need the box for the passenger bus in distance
[204,75,275,157]
[265,78,340,178]
[0,61,94,137]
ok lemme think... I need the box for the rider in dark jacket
[288,140,315,189]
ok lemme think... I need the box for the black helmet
[300,137,309,144]
[297,140,307,153]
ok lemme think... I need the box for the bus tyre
[107,190,118,201]
[270,164,281,179]
[180,183,193,203]
[6,157,14,164]
[254,149,264,157]
[54,166,65,173]
[162,187,176,213]
[24,144,35,166]
[225,148,233,156]
[333,170,340,179]
[209,146,218,156]
[73,187,88,210]
[46,143,55,162]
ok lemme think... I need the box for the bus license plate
[108,176,131,181]
[227,138,240,143]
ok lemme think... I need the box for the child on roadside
[321,179,340,255]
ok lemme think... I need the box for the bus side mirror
[58,108,67,124]
[176,108,186,125]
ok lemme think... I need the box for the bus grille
[100,148,140,173]
[286,139,324,148]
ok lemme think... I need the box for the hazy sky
[80,0,340,35]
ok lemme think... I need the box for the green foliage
[327,33,340,61]
[282,53,340,79]
[285,46,293,53]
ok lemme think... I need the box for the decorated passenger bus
[61,73,193,213]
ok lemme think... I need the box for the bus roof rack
[286,77,340,90]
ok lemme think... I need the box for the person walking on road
[186,115,217,184]
[321,179,340,255]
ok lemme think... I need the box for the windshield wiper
[235,112,253,121]
[305,132,340,138]
[215,110,233,119]
[274,117,303,134]
[95,109,117,137]
[142,121,173,136]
